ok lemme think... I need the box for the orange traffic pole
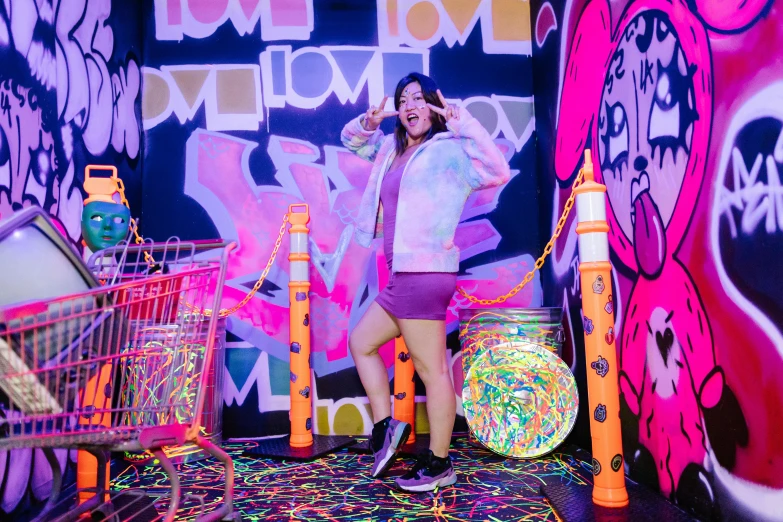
[393,336,415,443]
[288,204,313,448]
[77,363,113,504]
[83,165,120,204]
[575,150,629,507]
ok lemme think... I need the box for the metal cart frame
[0,239,238,521]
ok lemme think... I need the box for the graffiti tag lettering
[718,125,783,238]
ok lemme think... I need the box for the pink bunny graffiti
[555,0,769,515]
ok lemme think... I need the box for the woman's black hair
[393,72,448,156]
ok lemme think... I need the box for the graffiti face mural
[0,0,140,241]
[0,71,60,218]
[544,0,782,518]
[598,10,699,273]
[0,0,141,517]
[589,4,729,508]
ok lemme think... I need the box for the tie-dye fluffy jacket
[341,106,511,273]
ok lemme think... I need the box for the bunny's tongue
[633,191,666,278]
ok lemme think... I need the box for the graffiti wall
[0,0,143,517]
[531,0,783,520]
[140,0,541,440]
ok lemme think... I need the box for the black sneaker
[395,450,457,492]
[369,418,411,478]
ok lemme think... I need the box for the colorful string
[462,342,578,459]
[459,309,564,370]
[113,438,592,521]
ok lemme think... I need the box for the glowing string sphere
[462,341,578,459]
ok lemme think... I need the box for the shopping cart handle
[138,424,188,449]
[127,239,233,254]
[0,300,49,322]
[190,239,234,252]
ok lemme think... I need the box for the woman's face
[397,82,434,142]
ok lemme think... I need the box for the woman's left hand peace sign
[427,90,460,122]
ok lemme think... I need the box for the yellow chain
[116,178,155,266]
[115,164,585,314]
[204,213,290,318]
[116,177,290,318]
[456,167,585,305]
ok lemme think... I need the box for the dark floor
[110,436,595,521]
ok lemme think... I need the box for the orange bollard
[575,150,629,508]
[393,336,415,443]
[288,204,313,448]
[77,363,113,504]
[83,165,120,204]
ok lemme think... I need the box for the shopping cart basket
[0,239,238,522]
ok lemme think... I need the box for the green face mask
[81,201,131,252]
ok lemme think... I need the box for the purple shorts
[376,271,457,321]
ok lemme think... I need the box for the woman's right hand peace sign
[426,90,460,123]
[362,96,398,131]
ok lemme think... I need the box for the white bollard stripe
[576,192,607,223]
[290,233,308,253]
[578,232,609,263]
[290,261,309,282]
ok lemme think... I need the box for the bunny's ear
[689,0,773,34]
[555,0,613,182]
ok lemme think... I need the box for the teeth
[630,171,651,209]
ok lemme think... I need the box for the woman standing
[341,72,510,491]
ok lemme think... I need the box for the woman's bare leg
[397,318,455,458]
[349,302,400,423]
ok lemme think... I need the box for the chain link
[204,214,290,318]
[116,176,290,318]
[456,168,585,305]
[116,178,155,266]
[116,165,585,314]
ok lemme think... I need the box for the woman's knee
[349,303,399,358]
[411,356,450,386]
[349,330,380,358]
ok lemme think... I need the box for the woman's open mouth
[406,113,419,127]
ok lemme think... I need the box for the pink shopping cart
[0,238,239,522]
